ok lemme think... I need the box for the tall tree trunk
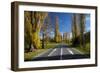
[32,29,41,49]
[55,16,60,43]
[72,14,80,45]
[80,14,85,48]
[42,33,45,49]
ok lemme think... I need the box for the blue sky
[48,12,90,35]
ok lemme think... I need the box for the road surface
[32,44,90,61]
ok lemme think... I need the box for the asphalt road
[32,44,90,61]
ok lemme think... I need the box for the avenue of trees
[24,11,48,52]
[25,11,56,52]
[24,11,90,53]
[72,14,90,49]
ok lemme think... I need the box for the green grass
[75,43,90,54]
[24,49,48,61]
[43,43,59,49]
[24,42,59,61]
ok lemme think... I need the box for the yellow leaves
[32,31,41,49]
[54,16,62,43]
[55,33,62,43]
[25,11,48,49]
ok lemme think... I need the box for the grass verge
[43,43,59,49]
[24,49,48,61]
[75,43,90,54]
[24,43,58,61]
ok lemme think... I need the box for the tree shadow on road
[25,54,90,61]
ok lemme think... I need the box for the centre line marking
[48,48,56,56]
[60,48,63,60]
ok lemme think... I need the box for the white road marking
[60,48,63,60]
[67,49,74,55]
[71,48,84,54]
[48,48,56,56]
[33,49,51,59]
